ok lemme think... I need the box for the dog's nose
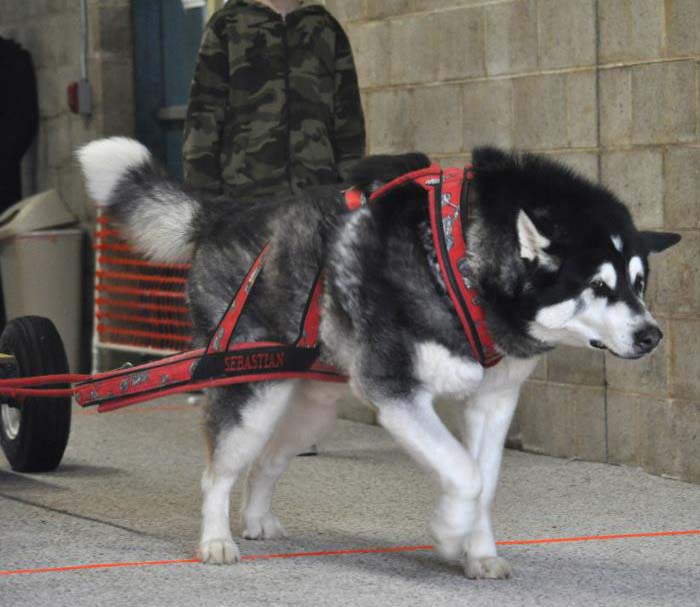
[634,325,662,353]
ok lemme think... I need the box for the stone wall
[0,0,134,221]
[324,0,700,482]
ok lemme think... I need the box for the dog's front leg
[462,384,521,579]
[373,389,482,565]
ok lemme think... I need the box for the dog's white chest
[413,342,484,397]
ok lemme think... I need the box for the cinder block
[98,5,132,54]
[601,149,664,230]
[638,398,700,481]
[606,390,643,467]
[346,21,391,88]
[513,71,596,150]
[57,164,90,222]
[605,337,669,398]
[100,58,134,113]
[538,0,596,69]
[530,354,547,380]
[485,0,538,76]
[366,0,413,20]
[411,84,463,155]
[324,0,365,21]
[669,318,700,401]
[608,394,700,483]
[438,154,470,167]
[413,0,485,10]
[462,79,513,151]
[598,68,633,147]
[337,395,377,425]
[647,231,700,318]
[565,71,598,147]
[388,14,439,85]
[513,381,551,455]
[517,381,606,462]
[101,107,135,138]
[368,84,463,155]
[666,0,700,56]
[68,110,95,150]
[547,151,599,182]
[598,0,665,62]
[433,7,485,81]
[546,346,605,386]
[48,0,74,15]
[600,62,698,146]
[365,89,415,153]
[36,64,74,119]
[434,397,464,439]
[665,147,700,230]
[45,113,73,169]
[40,13,80,68]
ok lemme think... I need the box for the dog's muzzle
[589,324,662,358]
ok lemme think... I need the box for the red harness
[347,163,502,368]
[0,165,501,412]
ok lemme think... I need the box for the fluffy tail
[77,137,198,262]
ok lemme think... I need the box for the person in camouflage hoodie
[183,0,366,198]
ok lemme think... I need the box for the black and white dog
[78,138,678,579]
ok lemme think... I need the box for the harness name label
[224,351,286,373]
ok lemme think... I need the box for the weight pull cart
[0,164,500,473]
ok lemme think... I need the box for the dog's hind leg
[241,381,343,540]
[199,381,296,564]
[461,384,521,579]
[373,389,482,564]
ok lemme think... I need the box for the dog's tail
[77,137,198,263]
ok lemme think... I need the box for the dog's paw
[242,513,287,540]
[199,538,240,565]
[464,556,512,580]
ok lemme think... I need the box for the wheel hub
[1,403,21,440]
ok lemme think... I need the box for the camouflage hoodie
[183,0,366,198]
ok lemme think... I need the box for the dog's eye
[633,275,645,294]
[590,279,610,297]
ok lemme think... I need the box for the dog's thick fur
[78,138,678,579]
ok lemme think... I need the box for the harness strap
[206,244,270,354]
[72,249,344,412]
[347,163,502,368]
[423,168,502,367]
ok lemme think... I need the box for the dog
[78,138,679,579]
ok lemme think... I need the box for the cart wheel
[0,316,71,472]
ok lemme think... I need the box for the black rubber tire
[0,316,71,472]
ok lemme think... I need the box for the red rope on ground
[1,529,698,577]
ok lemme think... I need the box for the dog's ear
[639,231,681,254]
[517,209,552,263]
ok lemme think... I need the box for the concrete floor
[1,395,700,606]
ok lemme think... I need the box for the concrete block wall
[324,0,700,482]
[0,0,135,221]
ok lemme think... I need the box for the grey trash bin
[0,190,83,372]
